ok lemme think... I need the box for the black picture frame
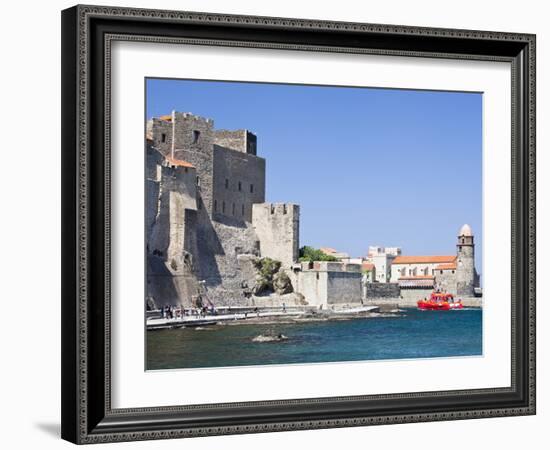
[61,4,536,444]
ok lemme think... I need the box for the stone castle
[146,111,304,308]
[146,111,479,309]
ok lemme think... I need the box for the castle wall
[252,203,299,269]
[147,118,172,155]
[364,282,401,299]
[147,203,200,308]
[296,271,328,307]
[146,156,200,307]
[197,217,262,306]
[295,262,362,307]
[145,111,302,308]
[326,270,363,304]
[214,129,257,155]
[171,112,215,155]
[171,114,215,215]
[146,144,163,180]
[146,180,160,245]
[212,145,266,222]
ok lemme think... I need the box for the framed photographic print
[61,4,536,444]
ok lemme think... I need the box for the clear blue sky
[146,78,482,272]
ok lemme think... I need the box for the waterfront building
[361,262,376,283]
[389,224,479,296]
[366,246,402,283]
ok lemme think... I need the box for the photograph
[52,1,537,444]
[145,78,483,370]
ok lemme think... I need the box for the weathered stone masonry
[146,111,301,308]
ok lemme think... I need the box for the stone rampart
[212,145,265,222]
[252,203,299,269]
[364,282,401,299]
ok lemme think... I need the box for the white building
[389,255,457,288]
[366,246,402,283]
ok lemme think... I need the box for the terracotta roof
[159,114,172,122]
[165,155,195,169]
[362,263,375,271]
[398,276,435,280]
[392,255,456,265]
[435,262,457,270]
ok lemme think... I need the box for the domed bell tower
[456,224,475,297]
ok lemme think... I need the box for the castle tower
[252,203,300,269]
[456,223,476,297]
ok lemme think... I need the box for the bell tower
[456,224,476,296]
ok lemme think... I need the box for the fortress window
[214,200,218,212]
[241,204,245,216]
[161,133,166,143]
[192,130,200,144]
[232,203,235,215]
[222,201,226,214]
[250,183,254,193]
[196,176,200,186]
[225,178,229,189]
[238,181,242,191]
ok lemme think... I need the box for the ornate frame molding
[61,5,536,444]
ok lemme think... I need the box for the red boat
[417,292,463,310]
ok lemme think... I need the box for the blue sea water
[146,308,482,370]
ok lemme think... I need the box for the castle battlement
[252,203,300,269]
[146,111,305,308]
[253,203,299,216]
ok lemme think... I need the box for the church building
[389,224,479,296]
